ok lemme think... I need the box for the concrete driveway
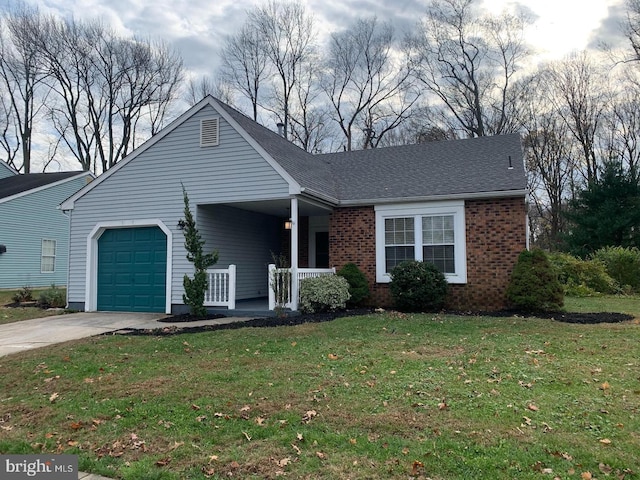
[0,312,248,357]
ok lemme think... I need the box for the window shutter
[200,118,219,146]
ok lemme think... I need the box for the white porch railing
[204,265,236,309]
[268,264,335,310]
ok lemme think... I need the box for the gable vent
[200,117,219,147]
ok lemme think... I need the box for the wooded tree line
[2,0,640,253]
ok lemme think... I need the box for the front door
[315,231,329,268]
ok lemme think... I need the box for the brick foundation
[328,198,527,311]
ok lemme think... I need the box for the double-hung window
[41,239,56,273]
[375,201,466,283]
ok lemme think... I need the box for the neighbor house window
[41,239,56,273]
[375,201,466,283]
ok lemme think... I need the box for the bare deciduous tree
[219,24,269,120]
[0,3,49,173]
[322,16,419,151]
[247,0,315,140]
[287,56,333,152]
[33,16,183,173]
[544,52,608,184]
[407,0,530,137]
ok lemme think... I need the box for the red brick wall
[328,197,527,311]
[448,197,528,310]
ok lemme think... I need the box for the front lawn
[0,288,68,325]
[0,306,638,479]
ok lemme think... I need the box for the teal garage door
[97,227,167,312]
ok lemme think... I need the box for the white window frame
[41,239,56,273]
[375,200,467,284]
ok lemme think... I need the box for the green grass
[1,301,639,479]
[564,294,640,317]
[0,288,68,325]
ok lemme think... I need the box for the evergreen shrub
[506,249,564,311]
[337,263,370,306]
[389,260,448,312]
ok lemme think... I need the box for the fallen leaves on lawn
[301,410,317,423]
[411,460,424,476]
[69,421,83,430]
[95,433,147,458]
[49,392,59,403]
[202,466,215,477]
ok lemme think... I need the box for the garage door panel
[134,251,152,263]
[97,227,167,313]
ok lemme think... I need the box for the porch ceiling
[223,198,332,217]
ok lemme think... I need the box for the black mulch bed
[104,308,634,337]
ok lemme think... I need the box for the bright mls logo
[1,455,77,479]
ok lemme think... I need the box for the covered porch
[195,196,335,313]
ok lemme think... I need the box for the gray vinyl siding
[67,104,291,307]
[0,162,16,179]
[198,205,281,300]
[0,175,89,289]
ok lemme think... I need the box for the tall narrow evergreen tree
[179,184,218,317]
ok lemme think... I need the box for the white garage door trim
[85,219,173,313]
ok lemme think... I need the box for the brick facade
[328,197,527,311]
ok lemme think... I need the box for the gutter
[335,189,528,207]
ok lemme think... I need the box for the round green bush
[389,260,448,312]
[506,249,564,311]
[299,274,351,314]
[337,263,370,306]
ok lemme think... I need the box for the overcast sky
[4,0,630,79]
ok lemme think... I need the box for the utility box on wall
[0,245,6,254]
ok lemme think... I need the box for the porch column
[290,197,299,310]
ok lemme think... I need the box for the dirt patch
[104,308,633,337]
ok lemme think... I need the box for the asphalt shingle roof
[215,99,525,205]
[216,102,340,200]
[320,134,526,202]
[0,172,85,200]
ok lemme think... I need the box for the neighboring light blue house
[0,162,94,289]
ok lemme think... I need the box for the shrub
[38,285,66,309]
[299,274,351,314]
[506,249,564,311]
[547,252,617,296]
[592,246,640,292]
[12,286,33,303]
[389,260,448,312]
[337,263,370,307]
[180,184,218,317]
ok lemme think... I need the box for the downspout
[63,209,72,309]
[290,197,299,311]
